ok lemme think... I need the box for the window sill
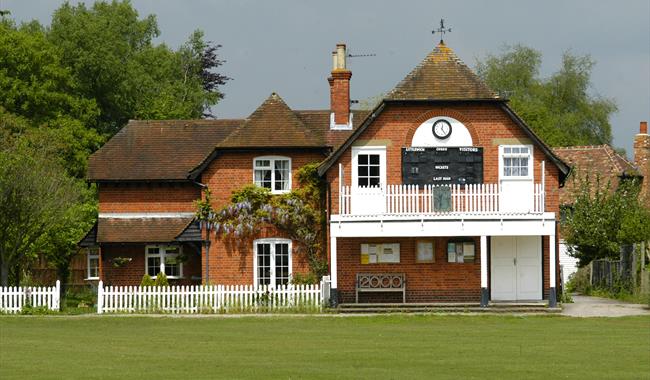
[85,277,99,281]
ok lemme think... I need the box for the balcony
[337,183,546,218]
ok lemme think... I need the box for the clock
[432,119,452,139]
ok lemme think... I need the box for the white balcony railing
[339,183,545,216]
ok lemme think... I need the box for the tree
[0,136,93,286]
[48,1,229,134]
[476,45,617,147]
[0,20,104,177]
[563,174,650,266]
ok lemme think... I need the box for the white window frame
[351,146,387,189]
[145,245,183,279]
[253,238,292,287]
[253,156,292,194]
[86,248,100,280]
[499,145,534,180]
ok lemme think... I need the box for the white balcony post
[338,163,343,215]
[480,235,488,307]
[549,233,557,307]
[330,236,338,307]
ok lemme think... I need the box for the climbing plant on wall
[195,163,328,279]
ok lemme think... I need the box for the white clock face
[432,119,452,139]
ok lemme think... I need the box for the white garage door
[491,236,542,301]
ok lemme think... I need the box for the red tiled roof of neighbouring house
[553,145,641,205]
[87,120,241,181]
[218,93,323,148]
[96,217,194,243]
[385,42,499,102]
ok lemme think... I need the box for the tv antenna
[432,18,452,43]
[346,45,376,62]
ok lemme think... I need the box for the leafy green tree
[48,1,229,134]
[0,20,104,177]
[563,174,650,266]
[476,45,617,147]
[0,137,93,286]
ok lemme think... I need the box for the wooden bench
[356,273,406,303]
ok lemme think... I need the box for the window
[501,145,532,178]
[352,146,386,189]
[357,154,381,187]
[254,239,291,286]
[254,156,291,194]
[447,240,476,263]
[146,245,183,278]
[87,248,99,280]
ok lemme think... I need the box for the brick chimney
[328,43,352,130]
[634,121,649,200]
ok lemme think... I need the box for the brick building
[81,41,571,306]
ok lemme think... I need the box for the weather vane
[432,19,452,43]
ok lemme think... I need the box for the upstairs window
[254,156,291,194]
[357,154,381,187]
[352,147,386,189]
[501,145,532,178]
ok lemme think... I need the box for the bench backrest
[356,273,405,290]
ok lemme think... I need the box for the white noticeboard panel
[361,243,400,264]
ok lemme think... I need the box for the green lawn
[1,315,649,379]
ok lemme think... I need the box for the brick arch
[404,108,480,147]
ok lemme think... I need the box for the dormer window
[254,156,291,194]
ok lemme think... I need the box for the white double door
[491,236,542,301]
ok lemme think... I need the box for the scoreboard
[402,146,484,186]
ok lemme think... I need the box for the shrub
[154,272,169,286]
[566,266,591,294]
[290,272,318,285]
[140,274,155,287]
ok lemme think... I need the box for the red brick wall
[200,150,326,284]
[99,183,200,213]
[326,103,561,216]
[337,237,481,303]
[100,244,201,286]
[336,236,553,303]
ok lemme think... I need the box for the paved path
[562,294,650,317]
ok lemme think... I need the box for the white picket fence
[0,281,60,313]
[97,278,330,314]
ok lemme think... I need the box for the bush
[566,266,591,294]
[154,272,169,286]
[140,274,155,287]
[290,272,319,285]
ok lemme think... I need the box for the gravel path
[562,294,650,317]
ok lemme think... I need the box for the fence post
[97,280,104,314]
[54,280,61,311]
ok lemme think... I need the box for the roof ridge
[385,42,499,101]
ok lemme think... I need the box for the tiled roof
[553,145,640,205]
[386,42,499,101]
[294,109,370,151]
[218,93,323,148]
[96,217,194,243]
[88,120,240,181]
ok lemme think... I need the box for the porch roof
[95,217,195,243]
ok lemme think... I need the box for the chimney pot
[640,121,648,134]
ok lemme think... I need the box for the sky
[3,0,649,157]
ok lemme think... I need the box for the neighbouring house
[80,41,571,306]
[553,122,648,285]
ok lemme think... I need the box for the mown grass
[1,314,649,379]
